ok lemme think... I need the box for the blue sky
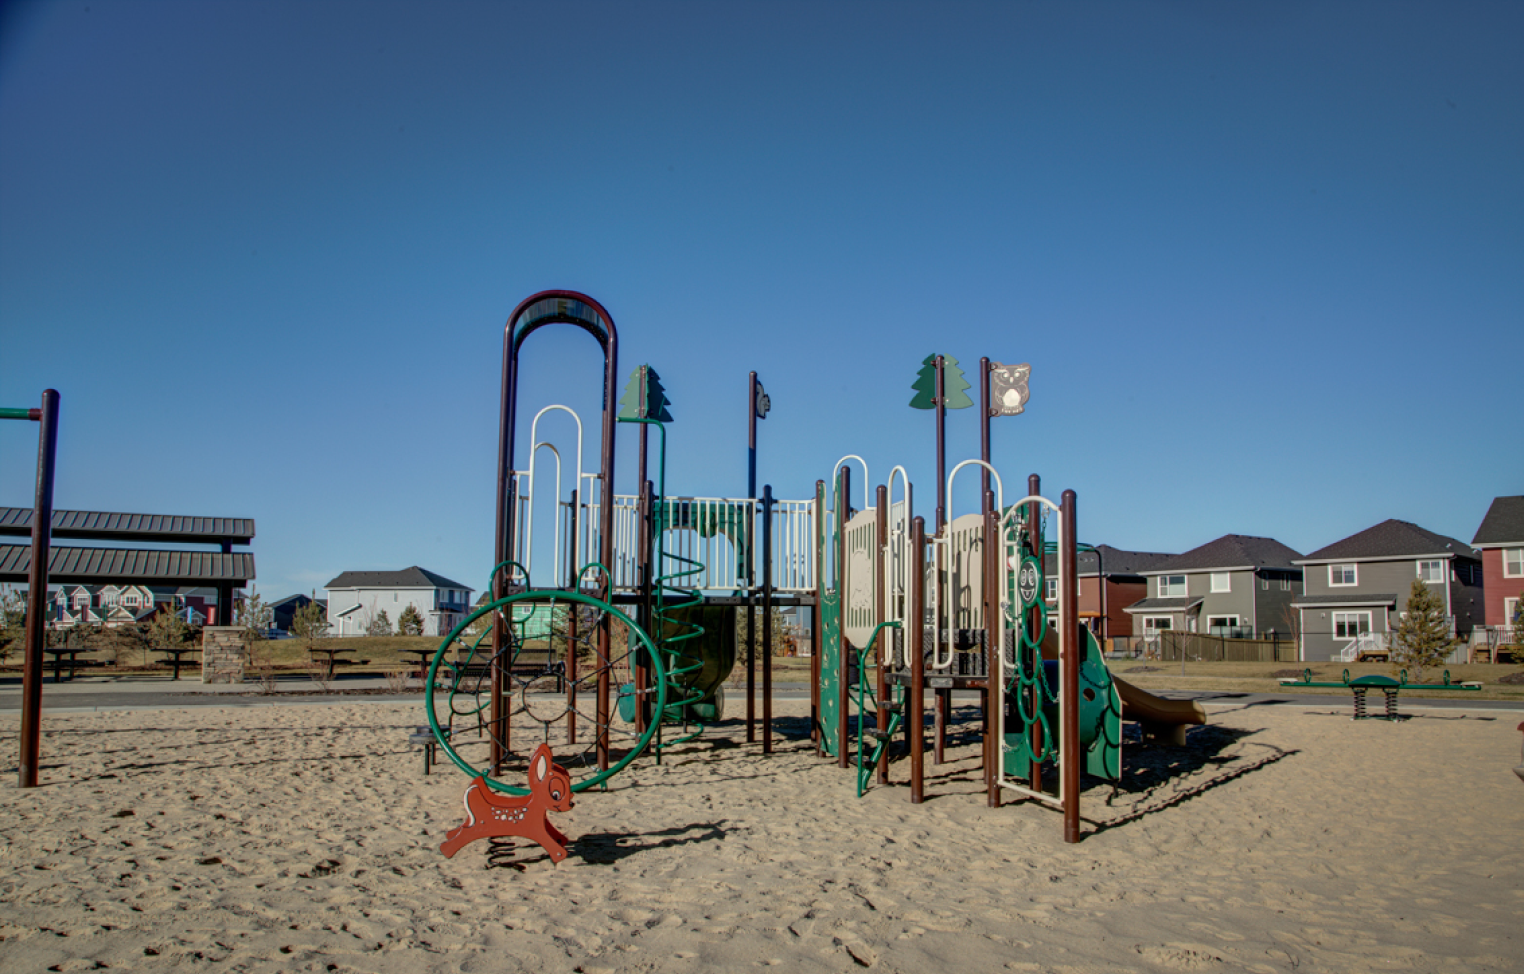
[2,0,1520,601]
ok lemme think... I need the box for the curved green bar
[424,589,667,794]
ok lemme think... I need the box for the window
[1045,578,1058,600]
[1210,572,1231,593]
[1506,597,1521,629]
[1159,575,1187,597]
[1207,615,1240,633]
[1504,549,1524,578]
[1142,616,1173,634]
[1261,578,1269,591]
[1332,611,1371,640]
[1281,578,1292,591]
[1329,564,1357,587]
[1417,560,1444,583]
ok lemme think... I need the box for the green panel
[819,587,842,757]
[1080,628,1122,782]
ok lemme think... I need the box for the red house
[1472,495,1524,636]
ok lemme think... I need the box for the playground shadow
[482,820,731,869]
[1086,725,1299,834]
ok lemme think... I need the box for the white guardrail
[509,486,816,594]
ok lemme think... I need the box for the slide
[1112,676,1207,727]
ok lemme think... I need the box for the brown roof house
[1123,535,1303,642]
[1291,519,1483,663]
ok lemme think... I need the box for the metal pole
[836,465,851,769]
[762,484,775,755]
[18,389,59,789]
[1026,472,1043,796]
[747,373,757,743]
[812,479,825,755]
[984,489,1000,808]
[1061,489,1081,843]
[979,356,992,518]
[874,483,889,785]
[910,516,926,804]
[934,355,946,534]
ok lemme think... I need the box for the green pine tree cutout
[618,365,674,422]
[909,354,973,409]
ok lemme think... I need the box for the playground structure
[426,290,1206,844]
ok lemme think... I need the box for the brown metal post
[762,484,775,754]
[1061,490,1081,843]
[836,465,851,769]
[18,389,59,789]
[909,516,926,803]
[1027,472,1043,796]
[985,490,1001,807]
[812,480,824,755]
[746,378,757,742]
[934,355,946,534]
[874,483,890,785]
[979,356,992,518]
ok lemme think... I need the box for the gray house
[325,567,472,637]
[1291,519,1484,662]
[1123,534,1303,641]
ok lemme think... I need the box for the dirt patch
[1123,666,1160,674]
[1496,670,1524,685]
[1272,668,1313,679]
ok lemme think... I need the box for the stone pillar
[202,626,246,684]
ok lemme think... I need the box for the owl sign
[990,363,1031,416]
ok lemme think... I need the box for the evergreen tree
[290,597,330,652]
[367,609,393,637]
[147,602,190,648]
[908,354,973,409]
[397,604,424,636]
[1390,578,1456,682]
[237,590,273,656]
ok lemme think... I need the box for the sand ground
[1,699,1521,973]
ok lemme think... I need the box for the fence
[1153,631,1294,663]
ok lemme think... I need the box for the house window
[1142,616,1173,635]
[1332,611,1371,640]
[1261,578,1269,591]
[1207,615,1240,634]
[1329,564,1357,587]
[1045,578,1058,600]
[1506,597,1521,630]
[1210,572,1230,593]
[1281,578,1292,591]
[1417,560,1444,583]
[1158,575,1186,597]
[1504,549,1524,578]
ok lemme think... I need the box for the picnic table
[43,647,97,683]
[398,648,436,680]
[310,646,367,680]
[154,646,201,681]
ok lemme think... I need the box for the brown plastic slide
[1036,630,1206,730]
[1112,676,1207,727]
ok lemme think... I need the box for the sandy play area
[1,698,1520,973]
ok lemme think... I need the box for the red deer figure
[439,743,575,862]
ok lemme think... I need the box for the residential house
[270,593,327,634]
[1041,545,1175,645]
[1471,496,1524,637]
[1123,535,1303,641]
[1291,519,1484,662]
[48,584,212,628]
[325,567,472,637]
